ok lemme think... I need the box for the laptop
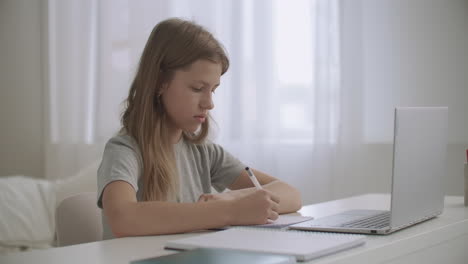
[290,107,448,235]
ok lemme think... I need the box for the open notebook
[165,228,366,262]
[218,215,313,229]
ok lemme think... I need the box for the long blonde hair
[121,18,229,201]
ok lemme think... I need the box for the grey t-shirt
[96,134,245,239]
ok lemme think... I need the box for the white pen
[245,167,263,189]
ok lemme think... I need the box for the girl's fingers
[271,201,280,213]
[268,210,279,221]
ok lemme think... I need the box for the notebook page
[254,215,313,228]
[217,215,313,229]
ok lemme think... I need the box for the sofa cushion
[0,176,56,252]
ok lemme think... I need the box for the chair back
[56,192,102,246]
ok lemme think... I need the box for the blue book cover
[131,248,295,264]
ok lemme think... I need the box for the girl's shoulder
[105,133,140,154]
[182,138,224,158]
[182,137,215,149]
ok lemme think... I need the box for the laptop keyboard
[304,211,391,230]
[339,211,390,229]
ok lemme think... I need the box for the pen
[245,167,263,189]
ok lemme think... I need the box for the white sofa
[0,162,100,254]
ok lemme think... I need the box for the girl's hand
[227,189,280,225]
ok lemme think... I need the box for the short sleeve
[97,136,142,208]
[207,142,245,192]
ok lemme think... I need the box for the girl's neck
[170,133,183,144]
[167,126,183,144]
[164,117,183,144]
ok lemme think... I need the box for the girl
[97,18,302,239]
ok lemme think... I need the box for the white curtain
[45,0,344,203]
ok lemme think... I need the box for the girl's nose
[201,93,214,110]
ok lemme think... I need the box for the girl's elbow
[105,206,136,238]
[293,200,302,212]
[292,190,303,211]
[109,218,133,238]
[112,228,132,238]
[110,219,134,238]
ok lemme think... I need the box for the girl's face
[161,59,221,142]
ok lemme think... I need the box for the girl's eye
[191,87,203,92]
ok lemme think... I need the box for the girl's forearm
[109,199,232,237]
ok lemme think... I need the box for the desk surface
[2,194,468,264]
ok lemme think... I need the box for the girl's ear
[159,82,169,95]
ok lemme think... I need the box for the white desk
[2,194,467,264]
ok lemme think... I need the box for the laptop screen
[390,107,447,228]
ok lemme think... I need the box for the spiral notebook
[218,215,314,229]
[165,228,366,262]
[131,248,295,264]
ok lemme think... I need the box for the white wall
[339,0,468,199]
[0,0,44,178]
[361,0,468,143]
